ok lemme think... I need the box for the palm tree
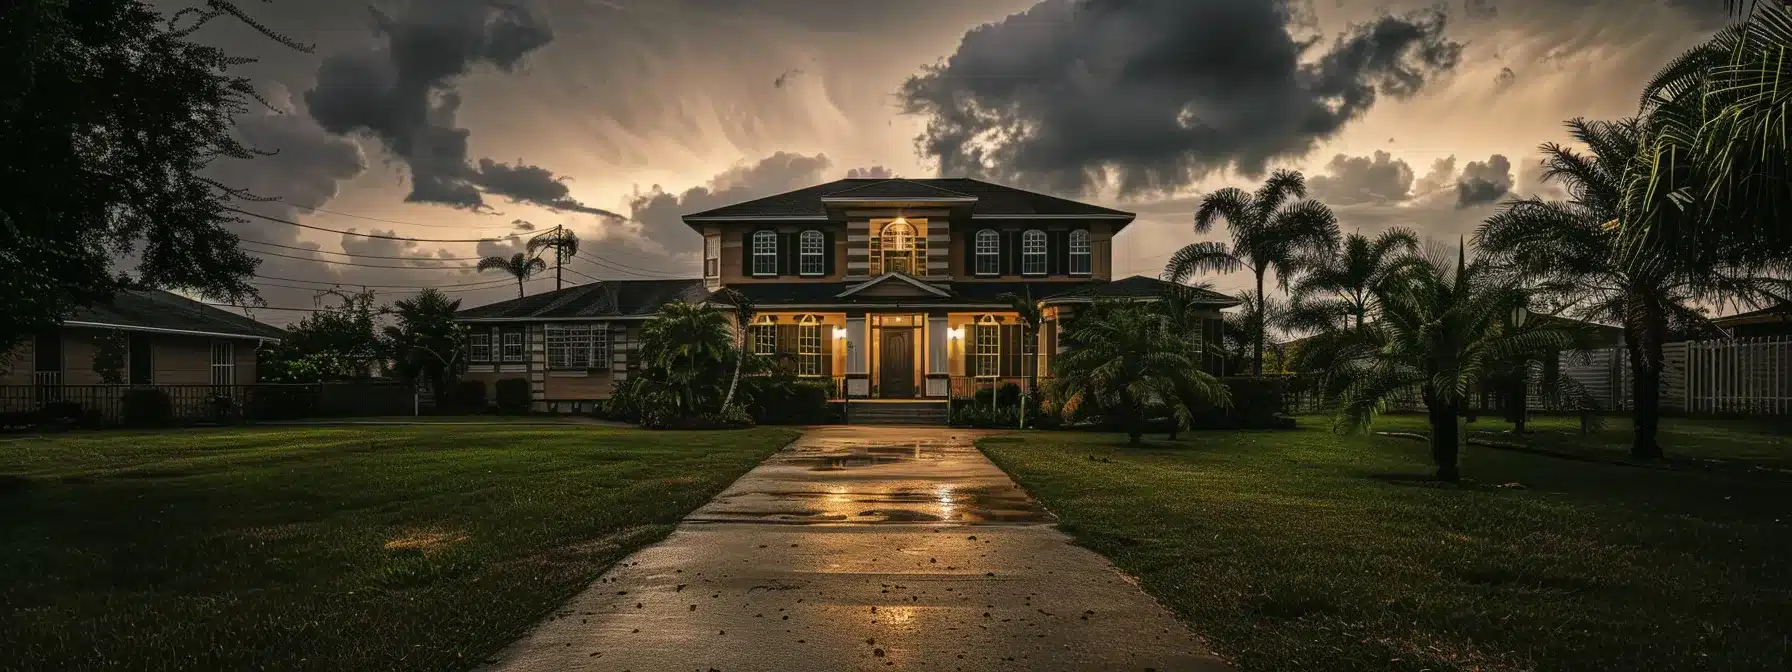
[1284,227,1419,333]
[1315,245,1590,481]
[1222,290,1287,374]
[640,300,734,416]
[527,226,581,290]
[712,287,756,411]
[1165,169,1340,375]
[381,289,467,397]
[1477,118,1771,458]
[1048,300,1230,445]
[477,252,547,298]
[996,287,1045,395]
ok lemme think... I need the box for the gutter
[62,320,283,343]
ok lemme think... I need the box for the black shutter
[1044,320,1058,376]
[745,229,757,275]
[999,325,1017,377]
[964,326,975,376]
[1055,230,1071,275]
[1003,231,1020,276]
[823,230,836,276]
[822,332,834,376]
[965,230,979,275]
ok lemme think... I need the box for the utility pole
[554,224,564,291]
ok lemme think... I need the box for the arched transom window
[880,220,918,275]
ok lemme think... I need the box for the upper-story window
[974,229,999,276]
[880,221,917,275]
[1021,229,1047,275]
[752,230,778,276]
[1069,229,1091,275]
[799,230,825,276]
[703,235,721,279]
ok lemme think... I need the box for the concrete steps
[845,400,949,426]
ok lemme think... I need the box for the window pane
[975,230,999,275]
[502,332,525,362]
[798,324,821,376]
[800,230,825,275]
[704,236,721,278]
[1070,230,1091,274]
[211,341,234,386]
[753,324,776,356]
[1022,230,1046,275]
[976,324,1000,377]
[469,333,491,363]
[753,231,778,275]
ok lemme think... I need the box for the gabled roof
[1043,276,1240,307]
[682,178,1134,221]
[1714,302,1791,327]
[718,276,1237,309]
[456,279,710,321]
[835,273,952,298]
[63,289,286,340]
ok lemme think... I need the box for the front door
[880,328,914,398]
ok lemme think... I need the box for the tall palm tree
[477,252,547,298]
[381,289,467,397]
[527,226,581,290]
[712,287,756,411]
[1284,227,1419,333]
[1165,169,1339,375]
[1222,290,1287,374]
[1048,300,1230,445]
[1477,118,1771,458]
[640,300,734,416]
[1315,245,1591,481]
[996,287,1045,395]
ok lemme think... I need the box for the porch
[751,309,1053,401]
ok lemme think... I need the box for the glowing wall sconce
[946,327,964,340]
[832,327,848,339]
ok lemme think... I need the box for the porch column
[845,316,869,397]
[926,316,949,397]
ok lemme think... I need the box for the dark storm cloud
[1307,151,1416,205]
[845,166,896,179]
[628,152,833,249]
[303,0,621,218]
[1455,154,1513,207]
[897,0,1462,197]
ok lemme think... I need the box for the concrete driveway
[485,426,1229,672]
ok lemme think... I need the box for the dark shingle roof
[1044,276,1240,306]
[682,178,1133,221]
[718,276,1236,308]
[65,289,286,340]
[456,279,710,320]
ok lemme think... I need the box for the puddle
[801,444,939,471]
[858,509,946,522]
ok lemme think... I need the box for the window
[703,236,721,279]
[546,324,608,370]
[469,332,492,363]
[974,229,1000,275]
[501,331,525,362]
[1021,229,1047,275]
[752,322,777,356]
[752,230,778,275]
[879,220,917,275]
[1069,229,1091,275]
[799,230,825,275]
[797,315,822,377]
[975,315,1000,378]
[210,341,235,386]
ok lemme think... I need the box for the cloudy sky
[177,0,1733,324]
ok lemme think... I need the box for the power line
[239,238,487,261]
[285,202,529,232]
[573,251,687,277]
[560,266,603,283]
[250,273,539,290]
[244,248,481,270]
[228,207,511,243]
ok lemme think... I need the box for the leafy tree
[1312,245,1594,481]
[1478,118,1778,458]
[258,289,384,383]
[1048,300,1229,445]
[996,287,1045,395]
[711,287,755,411]
[1284,227,1420,333]
[381,289,467,397]
[639,300,734,417]
[526,226,580,291]
[1165,170,1339,375]
[1,1,304,353]
[477,252,547,298]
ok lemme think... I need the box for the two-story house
[456,178,1238,415]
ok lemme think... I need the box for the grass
[1306,412,1792,470]
[0,425,797,670]
[979,425,1792,671]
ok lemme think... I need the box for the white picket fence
[1557,336,1792,416]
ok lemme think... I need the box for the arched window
[974,314,1001,377]
[799,229,825,276]
[974,229,1000,276]
[752,230,778,276]
[1068,229,1091,275]
[797,314,823,376]
[1021,229,1047,275]
[751,315,777,356]
[880,221,917,275]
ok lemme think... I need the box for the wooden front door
[880,328,915,398]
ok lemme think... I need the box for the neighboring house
[1,290,285,414]
[455,178,1238,413]
[1713,303,1792,339]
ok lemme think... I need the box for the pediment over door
[836,273,951,299]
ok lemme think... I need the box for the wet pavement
[484,427,1230,672]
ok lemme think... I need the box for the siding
[0,329,262,386]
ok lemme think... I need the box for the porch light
[832,327,848,339]
[947,327,963,340]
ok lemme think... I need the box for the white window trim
[1069,229,1092,275]
[703,236,721,279]
[547,323,609,370]
[752,323,777,356]
[469,332,492,363]
[799,230,825,276]
[975,317,1000,378]
[797,316,823,377]
[974,229,1000,276]
[752,231,778,276]
[1021,229,1047,276]
[501,331,525,363]
[210,340,235,386]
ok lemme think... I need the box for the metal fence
[1,382,417,427]
[1681,336,1792,415]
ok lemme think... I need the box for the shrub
[741,373,836,425]
[41,401,85,423]
[1185,376,1293,429]
[246,385,317,421]
[439,380,488,414]
[950,403,1021,429]
[494,378,532,415]
[121,389,174,428]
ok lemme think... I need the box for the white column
[846,317,868,375]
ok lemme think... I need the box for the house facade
[456,178,1238,413]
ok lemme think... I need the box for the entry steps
[844,400,949,426]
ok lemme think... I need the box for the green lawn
[0,425,797,670]
[980,425,1792,671]
[1305,412,1792,469]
